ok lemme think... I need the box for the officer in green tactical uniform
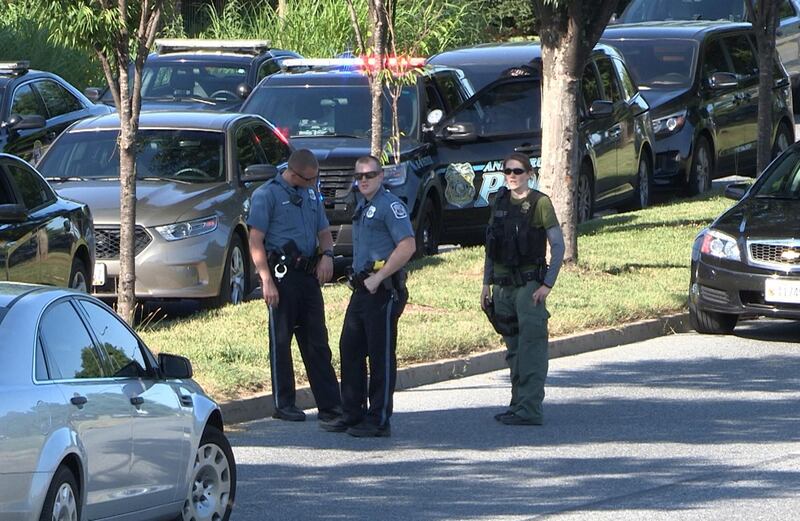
[481,152,565,426]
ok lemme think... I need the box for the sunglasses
[291,169,319,181]
[353,170,381,181]
[503,167,529,176]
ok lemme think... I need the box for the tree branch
[344,0,366,54]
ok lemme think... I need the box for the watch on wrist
[322,249,334,259]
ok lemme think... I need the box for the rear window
[601,38,698,89]
[618,0,746,23]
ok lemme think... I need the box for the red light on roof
[359,54,425,73]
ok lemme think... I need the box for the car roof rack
[154,39,272,56]
[0,61,30,76]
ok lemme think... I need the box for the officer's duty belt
[267,251,317,274]
[492,267,545,287]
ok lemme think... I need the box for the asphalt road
[229,319,800,520]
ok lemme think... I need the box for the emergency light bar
[154,39,272,55]
[0,61,30,75]
[282,56,426,72]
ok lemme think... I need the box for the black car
[0,62,111,164]
[602,22,795,194]
[90,39,301,112]
[429,42,656,222]
[0,153,94,289]
[689,143,800,334]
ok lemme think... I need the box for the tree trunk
[369,0,387,157]
[747,0,780,174]
[277,0,288,20]
[116,67,137,325]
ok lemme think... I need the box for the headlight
[652,110,687,136]
[382,162,408,187]
[156,215,218,241]
[700,229,740,261]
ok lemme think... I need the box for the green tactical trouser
[492,279,550,423]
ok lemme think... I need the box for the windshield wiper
[137,176,192,184]
[45,176,86,182]
[292,133,362,139]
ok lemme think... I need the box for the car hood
[638,88,692,118]
[292,136,424,169]
[713,197,800,239]
[52,179,232,227]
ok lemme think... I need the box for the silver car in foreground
[0,282,236,521]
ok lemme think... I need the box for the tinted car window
[725,34,757,79]
[38,129,225,182]
[603,38,697,89]
[36,80,82,118]
[40,300,105,379]
[252,124,290,166]
[703,39,732,78]
[780,0,796,19]
[79,300,148,378]
[236,126,266,175]
[581,63,602,109]
[612,58,636,101]
[140,63,248,100]
[7,163,53,209]
[753,148,800,197]
[435,73,466,112]
[596,57,622,103]
[257,59,281,82]
[449,78,541,135]
[11,84,43,116]
[0,174,13,204]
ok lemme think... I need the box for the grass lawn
[137,193,733,400]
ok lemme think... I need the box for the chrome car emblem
[781,249,800,261]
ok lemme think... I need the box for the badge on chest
[366,206,376,219]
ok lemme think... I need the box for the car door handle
[179,395,194,407]
[63,220,70,231]
[514,144,537,153]
[70,395,87,407]
[130,396,144,406]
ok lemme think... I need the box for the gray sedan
[0,282,236,521]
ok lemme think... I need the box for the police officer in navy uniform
[321,155,416,437]
[481,152,564,426]
[248,149,342,422]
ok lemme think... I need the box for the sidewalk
[221,312,691,424]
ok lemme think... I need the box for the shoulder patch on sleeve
[390,201,408,219]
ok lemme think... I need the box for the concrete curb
[220,312,692,424]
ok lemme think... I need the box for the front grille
[750,241,800,266]
[95,226,152,260]
[319,170,355,204]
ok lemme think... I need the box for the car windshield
[245,84,418,139]
[753,149,800,199]
[603,39,698,89]
[617,0,746,22]
[38,129,225,183]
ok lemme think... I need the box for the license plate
[93,263,106,287]
[764,278,800,304]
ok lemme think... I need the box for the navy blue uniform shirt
[247,174,329,257]
[352,189,414,273]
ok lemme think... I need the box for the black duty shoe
[346,421,391,438]
[499,412,543,426]
[493,410,514,422]
[272,405,306,422]
[319,417,358,432]
[317,407,343,422]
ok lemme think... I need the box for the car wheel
[771,122,792,161]
[689,302,738,335]
[414,197,439,258]
[68,258,89,293]
[39,466,80,521]
[182,425,236,521]
[210,235,247,308]
[576,165,593,223]
[688,137,712,195]
[624,156,652,211]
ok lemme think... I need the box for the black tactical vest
[486,187,547,267]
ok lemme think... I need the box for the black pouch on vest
[483,300,518,336]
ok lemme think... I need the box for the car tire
[209,235,248,308]
[181,425,236,521]
[68,257,89,293]
[771,122,792,161]
[624,155,652,211]
[688,137,712,196]
[414,197,439,258]
[39,466,80,521]
[576,165,594,223]
[689,303,738,335]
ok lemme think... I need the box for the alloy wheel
[183,442,233,521]
[638,160,649,208]
[577,173,592,222]
[51,483,78,521]
[694,145,710,194]
[69,270,87,293]
[228,246,245,305]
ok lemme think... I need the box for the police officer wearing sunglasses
[481,152,565,426]
[320,155,416,437]
[248,149,342,423]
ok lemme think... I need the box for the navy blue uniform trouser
[267,270,341,411]
[338,286,405,427]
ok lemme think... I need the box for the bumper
[0,472,50,521]
[690,257,800,319]
[652,131,692,189]
[92,228,228,299]
[330,224,353,257]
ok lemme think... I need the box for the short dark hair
[288,149,319,173]
[503,152,533,172]
[355,155,381,171]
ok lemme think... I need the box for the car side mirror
[158,353,193,379]
[0,203,27,223]
[588,100,614,118]
[708,72,738,89]
[242,164,278,183]
[724,182,749,200]
[236,82,252,99]
[6,113,45,131]
[441,121,477,142]
[84,87,103,102]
